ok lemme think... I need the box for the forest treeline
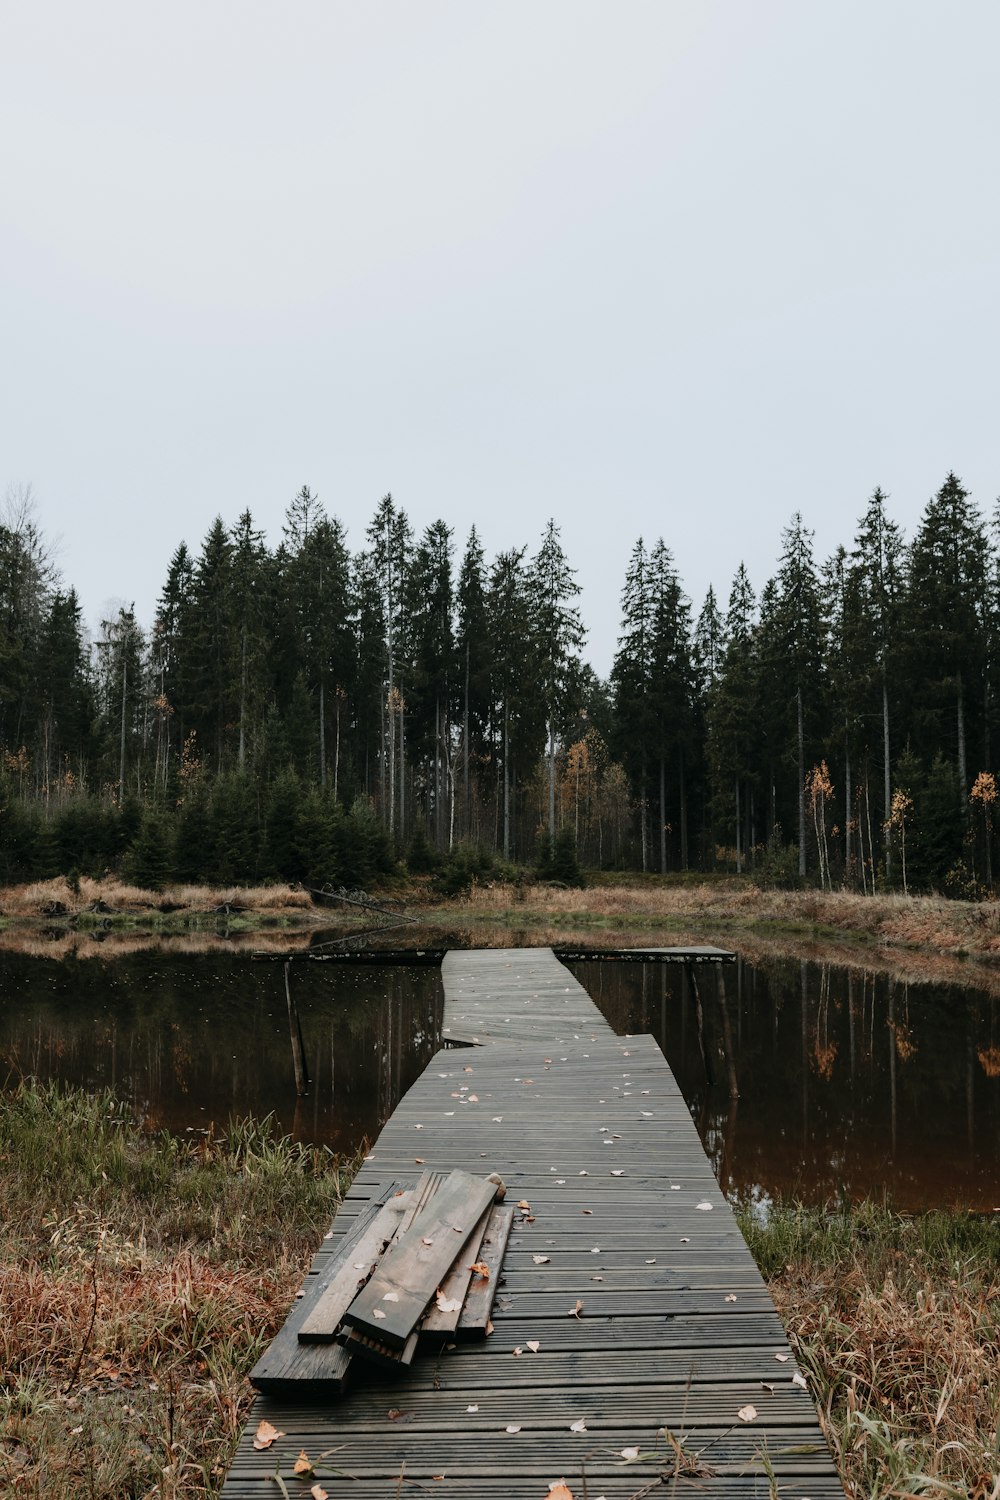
[1,473,998,895]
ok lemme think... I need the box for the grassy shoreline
[5,874,1000,989]
[1,1082,997,1498]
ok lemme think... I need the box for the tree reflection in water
[571,955,1000,1211]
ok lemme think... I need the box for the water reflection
[0,954,442,1151]
[3,947,999,1209]
[570,957,1000,1211]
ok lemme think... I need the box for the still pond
[1,945,998,1211]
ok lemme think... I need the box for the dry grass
[444,877,1000,960]
[0,876,315,918]
[0,1083,358,1499]
[741,1204,1000,1499]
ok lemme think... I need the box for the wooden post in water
[716,965,740,1101]
[284,961,310,1096]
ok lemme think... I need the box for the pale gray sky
[4,1,999,675]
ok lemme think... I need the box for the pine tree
[761,515,825,876]
[611,539,655,869]
[849,487,905,880]
[454,526,491,842]
[406,520,455,847]
[528,520,585,840]
[904,472,987,796]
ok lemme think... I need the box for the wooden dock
[222,947,845,1498]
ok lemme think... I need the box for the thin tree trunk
[844,735,851,882]
[797,683,806,878]
[503,705,511,861]
[318,678,326,789]
[119,655,127,804]
[548,722,556,837]
[639,765,648,873]
[735,779,742,875]
[464,639,470,840]
[679,748,688,869]
[238,626,247,770]
[659,755,667,874]
[883,666,892,879]
[333,693,340,802]
[399,691,405,844]
[957,672,967,795]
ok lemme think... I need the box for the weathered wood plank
[419,1202,492,1338]
[342,1170,499,1348]
[248,1184,399,1395]
[456,1203,513,1338]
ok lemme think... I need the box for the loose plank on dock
[224,947,844,1499]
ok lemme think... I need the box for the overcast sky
[4,2,999,676]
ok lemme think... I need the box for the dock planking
[223,947,845,1498]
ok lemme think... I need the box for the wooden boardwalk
[223,948,845,1498]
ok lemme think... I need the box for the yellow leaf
[469,1261,489,1279]
[293,1451,314,1476]
[252,1419,283,1450]
[548,1484,574,1499]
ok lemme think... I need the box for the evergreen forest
[2,474,998,897]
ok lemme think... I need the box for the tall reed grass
[738,1201,1000,1498]
[0,1081,359,1499]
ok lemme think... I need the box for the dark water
[1,949,998,1209]
[0,953,443,1154]
[573,956,1000,1212]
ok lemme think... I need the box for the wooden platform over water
[222,947,844,1498]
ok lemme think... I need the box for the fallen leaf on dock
[505,1424,522,1434]
[466,1404,479,1412]
[383,1292,399,1302]
[532,1254,551,1264]
[526,1340,540,1352]
[310,1486,328,1500]
[620,1446,640,1461]
[372,1309,387,1320]
[415,1157,425,1164]
[547,1484,574,1500]
[469,1261,490,1278]
[581,1209,593,1215]
[252,1420,283,1450]
[761,1382,775,1393]
[468,1093,479,1102]
[422,1237,434,1246]
[774,1353,789,1363]
[696,1201,713,1211]
[492,1116,504,1122]
[517,1200,531,1211]
[569,1299,584,1318]
[645,1258,656,1264]
[293,1451,314,1476]
[724,1294,737,1303]
[513,1346,523,1356]
[738,1405,758,1423]
[435,1291,463,1313]
[680,1237,690,1243]
[611,1170,625,1177]
[792,1372,808,1388]
[569,1417,587,1433]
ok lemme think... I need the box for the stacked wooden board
[223,948,846,1499]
